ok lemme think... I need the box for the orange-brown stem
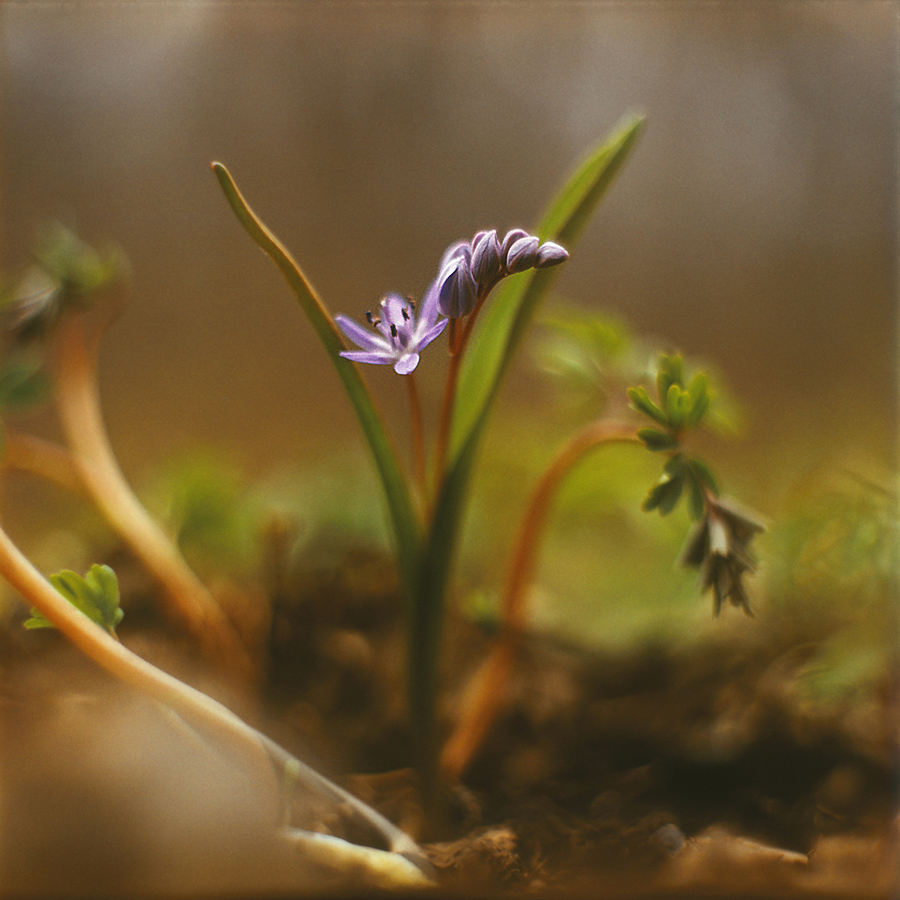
[441,420,639,779]
[433,324,463,497]
[431,290,493,501]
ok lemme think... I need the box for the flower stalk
[406,372,427,503]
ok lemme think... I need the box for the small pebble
[651,823,686,856]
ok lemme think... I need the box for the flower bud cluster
[436,228,568,319]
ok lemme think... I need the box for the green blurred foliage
[146,450,393,581]
[1,224,127,341]
[764,467,897,704]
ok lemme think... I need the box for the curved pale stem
[441,420,639,779]
[0,518,433,883]
[3,432,86,495]
[51,316,255,682]
[0,516,280,807]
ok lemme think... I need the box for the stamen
[401,307,410,321]
[366,311,381,327]
[390,323,398,338]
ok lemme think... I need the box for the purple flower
[499,229,530,269]
[439,240,471,271]
[336,286,448,375]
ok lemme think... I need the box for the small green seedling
[25,564,124,636]
[629,353,765,615]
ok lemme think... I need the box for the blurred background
[0,2,896,649]
[0,8,896,892]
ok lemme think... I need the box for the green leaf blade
[627,386,669,427]
[637,427,679,452]
[212,163,422,589]
[451,114,646,463]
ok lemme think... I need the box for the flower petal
[437,257,477,318]
[415,317,449,348]
[335,314,391,352]
[393,353,420,375]
[380,293,410,327]
[439,239,471,272]
[418,277,441,325]
[470,229,502,285]
[340,350,396,366]
[500,229,530,269]
[506,236,540,274]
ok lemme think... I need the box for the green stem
[442,420,639,779]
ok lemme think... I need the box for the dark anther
[401,307,410,321]
[390,323,398,338]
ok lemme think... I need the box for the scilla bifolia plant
[214,115,647,806]
[0,226,434,888]
[217,114,760,806]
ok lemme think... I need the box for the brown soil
[2,540,896,897]
[263,542,898,897]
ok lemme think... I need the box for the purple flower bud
[505,235,540,274]
[469,229,502,286]
[534,241,569,268]
[437,255,478,318]
[500,229,530,270]
[439,239,471,273]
